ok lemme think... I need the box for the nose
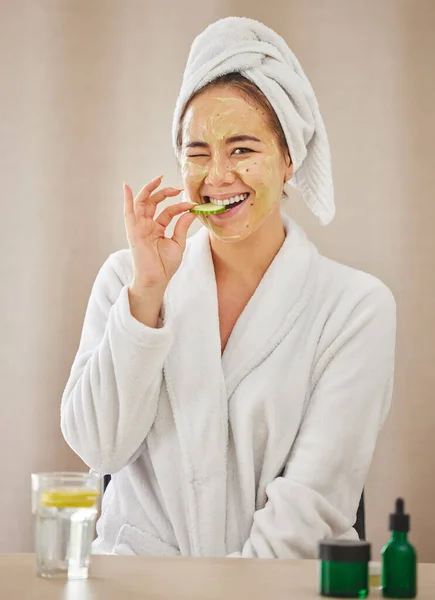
[205,153,235,187]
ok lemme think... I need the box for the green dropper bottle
[382,498,417,598]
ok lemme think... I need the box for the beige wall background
[1,0,434,560]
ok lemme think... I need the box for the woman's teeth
[208,193,249,206]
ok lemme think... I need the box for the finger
[133,175,164,218]
[172,212,197,249]
[143,188,184,219]
[123,182,136,228]
[154,202,193,229]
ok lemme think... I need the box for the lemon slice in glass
[40,488,100,508]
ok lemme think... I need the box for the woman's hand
[124,175,196,291]
[124,176,196,327]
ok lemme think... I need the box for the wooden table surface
[1,554,434,599]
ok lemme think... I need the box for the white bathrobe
[61,215,396,558]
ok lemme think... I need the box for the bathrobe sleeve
[231,282,396,558]
[61,253,174,474]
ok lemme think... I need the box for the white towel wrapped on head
[172,16,335,225]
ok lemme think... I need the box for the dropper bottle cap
[389,498,410,533]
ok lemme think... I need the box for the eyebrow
[185,134,262,149]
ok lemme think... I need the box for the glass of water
[31,472,102,579]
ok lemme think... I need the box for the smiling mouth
[203,192,250,210]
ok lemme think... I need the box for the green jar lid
[319,540,371,563]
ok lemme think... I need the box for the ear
[284,158,293,183]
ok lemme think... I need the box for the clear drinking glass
[31,472,102,579]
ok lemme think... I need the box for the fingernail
[123,180,127,190]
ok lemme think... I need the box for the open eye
[232,147,253,155]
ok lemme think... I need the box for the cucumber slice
[190,203,227,215]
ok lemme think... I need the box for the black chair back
[354,491,366,540]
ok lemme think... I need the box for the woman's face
[180,86,293,242]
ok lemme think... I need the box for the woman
[61,17,396,558]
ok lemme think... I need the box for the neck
[209,205,286,283]
[391,531,408,542]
